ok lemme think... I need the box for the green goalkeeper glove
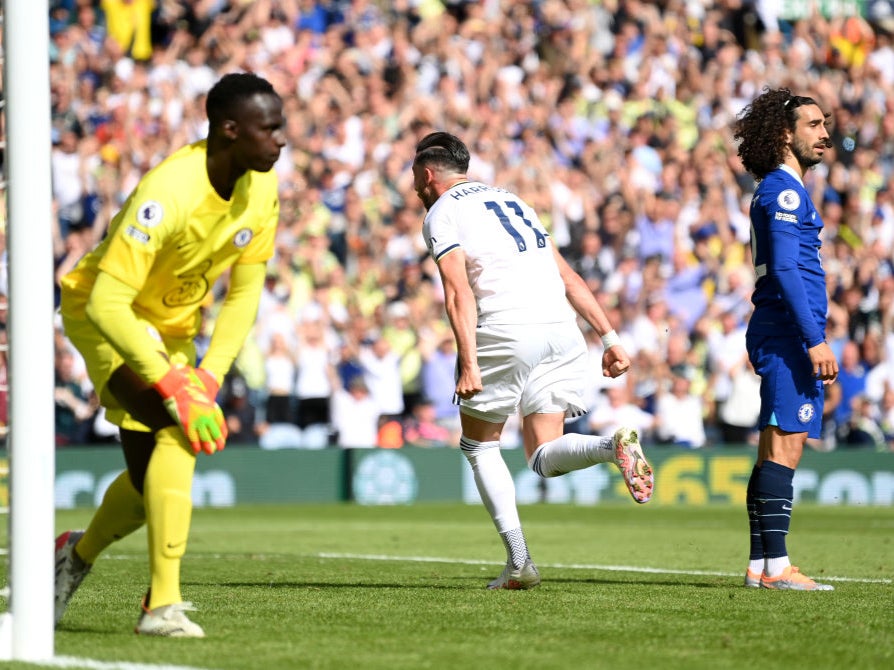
[153,366,227,455]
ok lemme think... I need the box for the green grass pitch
[3,503,893,670]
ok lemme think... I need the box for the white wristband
[601,330,621,349]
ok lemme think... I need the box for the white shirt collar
[778,163,804,187]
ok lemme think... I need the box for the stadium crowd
[5,0,894,451]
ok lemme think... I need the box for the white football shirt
[423,181,575,326]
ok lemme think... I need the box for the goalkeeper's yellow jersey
[61,140,279,340]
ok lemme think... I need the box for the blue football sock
[754,460,795,559]
[746,464,764,561]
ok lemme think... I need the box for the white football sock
[528,433,614,478]
[500,527,531,569]
[765,556,791,577]
[460,436,521,533]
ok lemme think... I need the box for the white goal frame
[0,0,57,661]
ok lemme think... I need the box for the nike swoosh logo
[166,541,186,549]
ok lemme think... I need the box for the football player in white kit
[412,132,654,589]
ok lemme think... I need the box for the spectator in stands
[633,191,677,276]
[221,374,259,446]
[568,228,613,292]
[381,299,423,416]
[710,265,754,327]
[716,357,762,446]
[664,246,711,334]
[866,337,894,407]
[263,332,297,425]
[654,364,707,449]
[842,394,887,449]
[403,396,455,448]
[588,384,655,442]
[54,346,96,447]
[420,328,461,430]
[51,128,87,239]
[32,0,894,451]
[359,330,404,422]
[807,377,844,453]
[331,375,380,449]
[835,339,868,430]
[294,315,336,430]
[625,291,672,361]
[708,309,749,419]
[101,0,154,61]
[879,386,894,449]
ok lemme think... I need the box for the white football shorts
[459,321,589,423]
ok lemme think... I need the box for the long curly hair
[733,87,822,180]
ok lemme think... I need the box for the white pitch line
[34,658,215,670]
[314,552,892,585]
[84,551,894,584]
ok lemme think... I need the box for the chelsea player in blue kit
[733,88,838,591]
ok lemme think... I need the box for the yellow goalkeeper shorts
[60,314,195,432]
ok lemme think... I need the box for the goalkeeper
[55,73,285,637]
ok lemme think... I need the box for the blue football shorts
[745,333,824,438]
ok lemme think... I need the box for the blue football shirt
[747,164,827,347]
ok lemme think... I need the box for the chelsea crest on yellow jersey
[61,140,279,338]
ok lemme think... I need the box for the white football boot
[487,559,541,590]
[135,593,206,638]
[54,530,91,626]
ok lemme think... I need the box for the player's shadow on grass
[195,575,732,590]
[547,576,734,588]
[204,580,473,590]
[56,625,145,636]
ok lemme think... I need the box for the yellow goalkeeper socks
[76,470,146,564]
[144,426,196,610]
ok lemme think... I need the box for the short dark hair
[206,72,279,127]
[414,131,470,173]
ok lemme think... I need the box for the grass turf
[3,503,893,670]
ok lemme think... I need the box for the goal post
[0,0,57,661]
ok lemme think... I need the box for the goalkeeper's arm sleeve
[198,262,266,383]
[85,270,172,384]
